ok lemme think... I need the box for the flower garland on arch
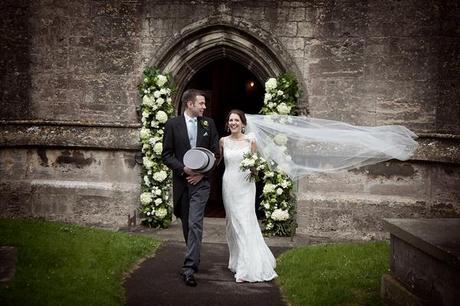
[241,73,299,237]
[138,67,175,228]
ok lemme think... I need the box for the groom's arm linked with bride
[161,89,219,287]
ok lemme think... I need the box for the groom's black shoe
[180,272,197,287]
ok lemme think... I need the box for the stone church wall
[1,0,459,238]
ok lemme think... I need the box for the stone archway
[149,15,307,113]
[148,17,306,220]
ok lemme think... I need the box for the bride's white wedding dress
[222,135,278,282]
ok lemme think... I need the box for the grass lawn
[277,241,389,306]
[0,218,160,306]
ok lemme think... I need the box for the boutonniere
[201,120,209,129]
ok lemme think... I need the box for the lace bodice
[223,136,253,173]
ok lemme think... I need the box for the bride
[216,108,418,283]
[218,109,278,283]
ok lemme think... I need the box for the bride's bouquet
[240,152,269,182]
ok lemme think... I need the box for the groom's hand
[184,167,204,185]
[186,173,204,185]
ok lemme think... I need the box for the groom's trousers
[180,178,210,276]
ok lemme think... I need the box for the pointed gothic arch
[149,16,307,113]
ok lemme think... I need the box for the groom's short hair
[182,89,204,109]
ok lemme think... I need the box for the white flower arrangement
[138,67,175,228]
[255,73,299,237]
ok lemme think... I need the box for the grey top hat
[183,147,216,173]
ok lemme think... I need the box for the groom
[161,89,219,287]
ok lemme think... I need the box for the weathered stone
[0,246,17,283]
[383,219,460,306]
[0,0,459,238]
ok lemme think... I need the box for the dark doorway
[183,58,264,217]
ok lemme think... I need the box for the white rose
[153,143,163,155]
[277,90,284,96]
[156,97,165,106]
[143,157,153,169]
[160,88,167,95]
[265,78,277,91]
[263,183,276,194]
[155,207,168,219]
[154,198,162,205]
[156,110,168,123]
[264,171,274,178]
[271,209,289,221]
[281,180,290,188]
[276,103,291,115]
[143,175,150,186]
[264,93,272,103]
[276,188,284,195]
[150,120,158,128]
[140,192,153,205]
[166,97,172,103]
[156,75,167,87]
[153,90,161,98]
[140,127,151,140]
[142,95,155,107]
[155,189,162,195]
[153,170,167,182]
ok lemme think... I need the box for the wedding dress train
[222,136,278,282]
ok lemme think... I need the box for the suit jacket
[161,115,220,217]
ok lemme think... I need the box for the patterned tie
[188,118,197,148]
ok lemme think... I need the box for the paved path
[122,218,329,305]
[124,241,288,306]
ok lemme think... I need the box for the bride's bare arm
[217,137,225,166]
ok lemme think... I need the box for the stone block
[0,246,17,283]
[275,22,298,37]
[279,37,305,50]
[380,273,424,306]
[383,219,460,306]
[436,79,460,134]
[296,194,427,240]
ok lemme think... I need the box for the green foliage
[0,218,159,306]
[277,242,390,306]
[260,73,299,115]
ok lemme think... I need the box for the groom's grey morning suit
[162,114,219,277]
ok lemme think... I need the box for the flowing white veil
[245,114,419,181]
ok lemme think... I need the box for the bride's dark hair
[225,109,247,133]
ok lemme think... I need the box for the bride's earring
[226,126,230,132]
[241,127,245,133]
